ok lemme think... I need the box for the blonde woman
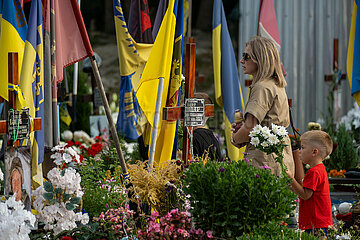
[231,36,294,176]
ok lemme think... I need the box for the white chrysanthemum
[267,134,279,145]
[250,137,260,147]
[262,126,271,138]
[252,125,262,134]
[0,168,3,181]
[261,141,269,148]
[249,131,257,137]
[61,130,73,142]
[276,126,288,137]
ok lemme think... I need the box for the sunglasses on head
[242,52,251,61]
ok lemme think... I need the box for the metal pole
[89,56,128,175]
[148,77,164,168]
[73,0,81,124]
[188,0,192,38]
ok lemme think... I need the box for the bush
[327,124,359,171]
[182,160,297,238]
[236,221,320,240]
[79,155,127,219]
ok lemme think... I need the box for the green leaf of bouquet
[49,199,56,204]
[61,169,66,176]
[54,187,63,194]
[66,202,76,211]
[43,181,53,192]
[63,193,71,201]
[43,192,54,200]
[70,197,81,204]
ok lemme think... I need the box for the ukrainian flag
[213,0,245,161]
[0,0,27,101]
[113,0,152,140]
[347,0,360,108]
[154,0,183,165]
[19,0,44,187]
[136,0,178,158]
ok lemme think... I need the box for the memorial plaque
[8,109,30,141]
[184,98,205,127]
[93,87,103,108]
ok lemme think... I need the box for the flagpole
[89,56,128,176]
[73,0,81,125]
[148,77,164,168]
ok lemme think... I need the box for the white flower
[250,137,260,147]
[252,125,262,134]
[0,168,3,181]
[61,130,73,141]
[261,141,269,148]
[0,195,35,240]
[353,119,360,129]
[262,126,271,138]
[267,134,279,145]
[276,126,288,137]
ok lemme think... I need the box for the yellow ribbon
[8,83,26,108]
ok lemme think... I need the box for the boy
[286,130,333,236]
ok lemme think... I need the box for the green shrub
[236,221,320,240]
[79,155,127,219]
[182,160,297,238]
[326,124,359,171]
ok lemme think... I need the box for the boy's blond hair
[300,130,333,158]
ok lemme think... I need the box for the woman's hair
[246,36,286,87]
[300,130,333,158]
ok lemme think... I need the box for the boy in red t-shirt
[286,130,333,236]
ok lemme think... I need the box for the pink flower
[170,208,179,215]
[165,212,172,221]
[206,230,214,238]
[150,211,159,221]
[195,228,203,235]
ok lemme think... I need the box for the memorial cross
[0,53,42,146]
[163,43,214,165]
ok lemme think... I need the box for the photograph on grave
[4,148,31,211]
[90,115,109,138]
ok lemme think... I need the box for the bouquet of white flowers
[249,123,288,176]
[33,144,89,235]
[0,195,36,240]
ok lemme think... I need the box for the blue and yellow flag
[213,0,245,161]
[154,0,183,165]
[113,0,152,140]
[19,0,44,187]
[347,0,360,108]
[0,0,27,101]
[136,0,178,163]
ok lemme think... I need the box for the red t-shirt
[299,163,332,229]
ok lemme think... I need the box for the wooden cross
[0,53,42,146]
[163,43,214,165]
[324,38,347,83]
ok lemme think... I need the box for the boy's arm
[286,170,314,200]
[292,149,304,184]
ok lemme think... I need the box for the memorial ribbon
[8,83,26,108]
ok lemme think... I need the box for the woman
[231,36,294,176]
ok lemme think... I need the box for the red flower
[66,140,74,147]
[61,236,74,240]
[75,141,82,146]
[95,136,102,142]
